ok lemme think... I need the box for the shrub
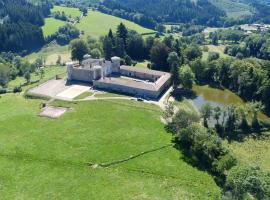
[13,86,22,93]
[0,87,7,94]
[225,165,270,200]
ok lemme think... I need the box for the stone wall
[69,68,94,82]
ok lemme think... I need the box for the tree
[117,23,128,47]
[167,108,200,134]
[126,32,145,60]
[150,42,170,71]
[90,48,101,59]
[70,39,89,63]
[200,103,212,128]
[208,52,220,62]
[24,71,31,84]
[162,101,175,123]
[156,24,166,33]
[124,55,132,66]
[167,52,180,68]
[0,63,10,87]
[39,68,45,80]
[183,45,202,61]
[170,63,180,89]
[210,32,218,45]
[247,102,264,132]
[179,65,195,90]
[103,36,114,60]
[56,55,61,65]
[225,165,270,200]
[175,123,236,178]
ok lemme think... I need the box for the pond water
[192,85,269,121]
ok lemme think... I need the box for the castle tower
[111,56,121,73]
[66,62,74,81]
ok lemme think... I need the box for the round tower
[111,56,121,73]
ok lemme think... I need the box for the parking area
[29,79,91,100]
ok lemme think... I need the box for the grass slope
[26,43,70,65]
[42,18,66,37]
[76,10,155,38]
[0,93,221,199]
[51,6,81,18]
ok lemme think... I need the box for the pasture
[51,6,81,18]
[0,91,221,199]
[42,18,66,37]
[76,10,155,38]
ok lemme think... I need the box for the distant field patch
[27,42,70,66]
[42,18,66,37]
[51,6,81,18]
[202,45,229,61]
[76,10,155,38]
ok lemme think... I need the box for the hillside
[102,0,226,26]
[76,10,155,38]
[0,94,221,199]
[0,0,52,52]
[208,0,252,18]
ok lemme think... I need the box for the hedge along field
[0,93,221,199]
[42,18,66,37]
[76,10,155,38]
[51,5,81,18]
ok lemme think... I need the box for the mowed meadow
[76,10,155,38]
[0,91,221,199]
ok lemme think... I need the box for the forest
[0,0,52,53]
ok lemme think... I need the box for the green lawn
[51,6,81,18]
[0,93,221,199]
[202,45,229,61]
[76,10,155,38]
[8,66,66,89]
[42,18,66,37]
[74,91,93,100]
[135,60,150,69]
[94,92,130,98]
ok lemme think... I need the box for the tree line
[163,99,270,199]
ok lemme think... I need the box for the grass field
[228,137,270,171]
[51,6,81,18]
[0,89,221,199]
[27,43,70,66]
[42,18,66,37]
[202,45,229,61]
[76,10,155,38]
[135,60,150,69]
[7,66,66,89]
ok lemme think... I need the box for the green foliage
[150,42,170,71]
[225,165,270,200]
[70,39,89,62]
[102,0,225,26]
[179,65,195,90]
[0,63,10,87]
[184,45,202,61]
[90,48,101,59]
[175,123,236,180]
[167,109,200,134]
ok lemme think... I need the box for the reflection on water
[192,85,269,121]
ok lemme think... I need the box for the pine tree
[117,23,128,47]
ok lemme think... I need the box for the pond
[192,85,269,121]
